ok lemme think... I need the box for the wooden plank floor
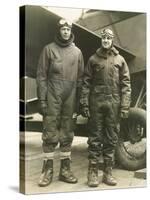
[20,132,146,195]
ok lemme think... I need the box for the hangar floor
[20,131,146,195]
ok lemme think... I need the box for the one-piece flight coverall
[80,47,131,162]
[37,35,84,156]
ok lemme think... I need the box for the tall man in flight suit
[37,18,84,187]
[80,29,131,187]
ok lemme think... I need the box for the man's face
[101,35,113,49]
[60,26,71,40]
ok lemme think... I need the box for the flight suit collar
[54,33,75,47]
[96,47,119,58]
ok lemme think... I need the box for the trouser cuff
[60,151,71,160]
[43,152,54,160]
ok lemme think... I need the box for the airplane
[20,5,146,171]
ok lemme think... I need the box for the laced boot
[87,160,99,187]
[59,158,78,183]
[103,160,117,186]
[38,159,53,187]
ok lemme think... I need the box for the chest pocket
[112,63,120,80]
[95,64,105,72]
[50,54,62,74]
[93,64,105,80]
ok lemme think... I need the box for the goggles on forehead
[58,19,72,28]
[100,29,114,38]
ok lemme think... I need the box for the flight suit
[80,47,131,162]
[37,36,84,154]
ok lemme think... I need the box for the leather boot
[103,160,117,186]
[59,158,78,183]
[38,159,53,187]
[87,160,99,187]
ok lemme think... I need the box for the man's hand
[80,106,90,118]
[120,110,129,119]
[39,101,48,116]
[40,106,48,116]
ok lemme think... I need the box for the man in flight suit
[80,29,131,187]
[37,18,84,186]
